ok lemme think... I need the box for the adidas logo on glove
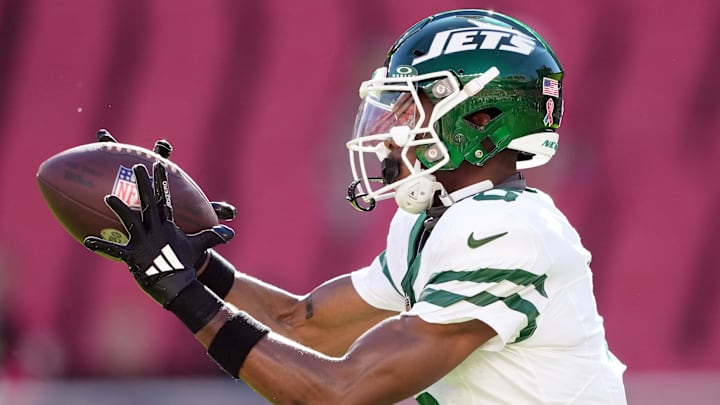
[145,244,184,275]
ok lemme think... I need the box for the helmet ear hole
[464,107,501,130]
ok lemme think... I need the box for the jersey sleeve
[405,199,552,351]
[351,252,406,313]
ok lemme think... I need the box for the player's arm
[83,163,495,402]
[94,134,385,354]
[84,162,395,357]
[198,256,396,356]
[196,307,495,404]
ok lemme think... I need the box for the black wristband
[197,250,236,299]
[166,281,224,333]
[208,312,270,378]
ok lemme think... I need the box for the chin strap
[437,186,454,208]
[396,177,498,214]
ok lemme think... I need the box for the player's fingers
[212,225,235,243]
[153,139,173,159]
[211,201,237,221]
[133,164,160,227]
[96,129,118,143]
[152,162,174,223]
[83,236,128,260]
[191,225,235,251]
[105,195,142,235]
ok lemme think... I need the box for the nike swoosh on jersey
[467,231,508,249]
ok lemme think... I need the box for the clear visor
[353,91,419,141]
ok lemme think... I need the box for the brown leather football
[37,142,218,253]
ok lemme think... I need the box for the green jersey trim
[401,213,428,308]
[472,188,520,202]
[378,250,403,296]
[416,392,440,405]
[418,287,541,343]
[427,269,548,297]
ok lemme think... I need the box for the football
[37,141,218,254]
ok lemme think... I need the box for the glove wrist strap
[197,250,236,299]
[167,281,223,333]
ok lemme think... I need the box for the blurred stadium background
[1,0,719,403]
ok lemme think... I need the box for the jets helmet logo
[413,21,536,65]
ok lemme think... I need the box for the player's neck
[436,151,517,194]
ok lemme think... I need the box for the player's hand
[149,139,238,221]
[210,201,237,221]
[83,162,234,308]
[95,129,238,222]
[96,128,119,143]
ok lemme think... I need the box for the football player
[86,9,627,404]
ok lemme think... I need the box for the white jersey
[351,181,627,404]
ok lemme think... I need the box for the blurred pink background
[1,0,719,396]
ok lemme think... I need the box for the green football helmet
[347,9,564,213]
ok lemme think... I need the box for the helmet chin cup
[394,174,441,214]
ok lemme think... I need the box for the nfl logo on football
[112,165,143,208]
